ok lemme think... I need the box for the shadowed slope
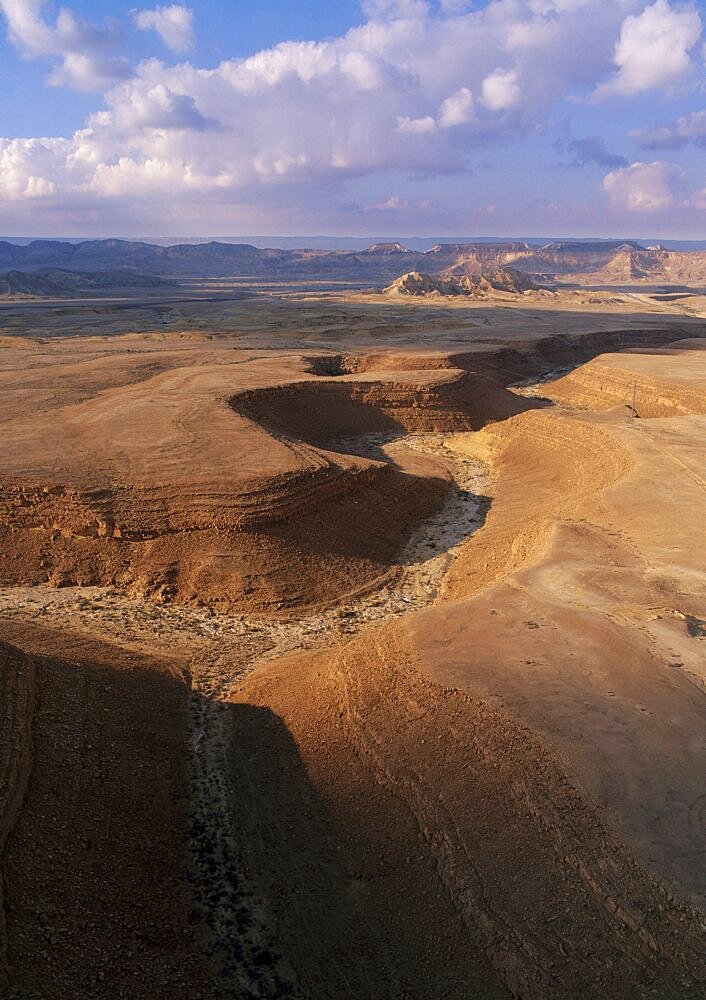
[0,625,212,998]
[227,624,705,999]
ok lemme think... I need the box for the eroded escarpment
[2,366,475,612]
[504,326,703,376]
[543,341,706,417]
[0,464,449,614]
[2,322,703,620]
[441,408,634,600]
[224,625,706,1000]
[0,332,549,613]
[0,329,696,614]
[0,446,386,539]
[229,368,531,446]
[335,327,701,379]
[2,337,705,999]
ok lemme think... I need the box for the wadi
[0,236,704,999]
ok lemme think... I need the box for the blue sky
[0,2,364,137]
[1,1,705,238]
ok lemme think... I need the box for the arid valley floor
[1,247,705,999]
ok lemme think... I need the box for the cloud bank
[0,0,704,232]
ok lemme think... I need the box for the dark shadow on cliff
[0,623,213,1000]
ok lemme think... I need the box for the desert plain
[0,239,705,999]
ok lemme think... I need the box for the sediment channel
[0,431,488,997]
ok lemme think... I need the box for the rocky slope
[1,237,705,286]
[562,247,706,286]
[541,340,706,416]
[384,267,540,298]
[224,622,705,999]
[1,331,705,998]
[0,268,171,297]
[0,346,482,612]
[0,626,213,998]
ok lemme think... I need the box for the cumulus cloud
[0,0,704,230]
[0,0,132,90]
[686,187,706,209]
[481,69,521,112]
[438,86,474,127]
[602,160,685,210]
[99,82,219,131]
[595,0,701,98]
[133,5,194,54]
[632,109,706,149]
[0,137,63,199]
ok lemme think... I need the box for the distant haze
[3,236,706,253]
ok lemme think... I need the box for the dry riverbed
[0,432,488,995]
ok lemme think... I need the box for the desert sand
[0,280,704,998]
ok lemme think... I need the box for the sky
[1,0,706,239]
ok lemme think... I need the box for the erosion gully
[0,432,488,998]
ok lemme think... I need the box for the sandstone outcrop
[384,267,540,298]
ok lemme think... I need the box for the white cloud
[371,195,410,210]
[133,5,194,54]
[1,0,703,231]
[0,0,53,53]
[0,0,132,90]
[438,86,474,127]
[632,109,706,148]
[104,82,218,131]
[596,0,701,98]
[481,69,521,111]
[686,188,706,209]
[396,115,437,133]
[0,137,67,199]
[602,159,685,210]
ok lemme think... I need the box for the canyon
[0,264,704,999]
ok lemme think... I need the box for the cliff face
[1,237,706,286]
[2,328,706,998]
[0,330,699,612]
[544,343,706,417]
[562,247,706,284]
[0,353,472,611]
[384,267,539,298]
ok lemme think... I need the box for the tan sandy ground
[1,273,706,345]
[0,311,705,998]
[202,342,705,999]
[412,402,706,908]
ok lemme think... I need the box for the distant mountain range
[4,235,706,252]
[1,238,705,288]
[0,267,172,297]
